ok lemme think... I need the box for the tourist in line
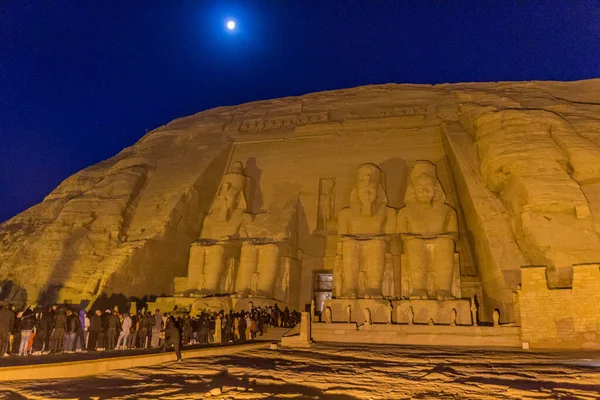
[106,309,120,350]
[0,303,301,357]
[127,311,140,349]
[87,310,103,351]
[151,309,162,347]
[48,308,67,354]
[64,309,80,353]
[31,308,46,354]
[77,309,87,351]
[17,307,35,356]
[41,306,55,351]
[116,313,131,350]
[0,304,15,356]
[140,311,153,348]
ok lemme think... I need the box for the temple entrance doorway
[313,272,332,312]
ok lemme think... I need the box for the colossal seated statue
[397,161,459,300]
[185,162,252,294]
[235,198,298,300]
[336,163,396,298]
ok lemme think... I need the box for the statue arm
[238,214,253,238]
[442,206,460,242]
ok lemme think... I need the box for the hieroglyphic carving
[316,178,336,233]
[377,106,427,118]
[239,112,330,132]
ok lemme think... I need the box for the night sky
[1,1,599,223]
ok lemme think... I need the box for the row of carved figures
[182,159,461,302]
[315,298,501,326]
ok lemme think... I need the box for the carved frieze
[238,111,330,132]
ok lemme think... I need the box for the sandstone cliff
[2,79,600,318]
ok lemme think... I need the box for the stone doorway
[313,272,332,312]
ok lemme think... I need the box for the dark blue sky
[1,1,599,223]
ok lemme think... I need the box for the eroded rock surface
[2,79,600,317]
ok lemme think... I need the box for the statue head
[405,161,445,206]
[351,163,388,216]
[211,161,247,220]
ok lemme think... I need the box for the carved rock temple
[2,79,600,349]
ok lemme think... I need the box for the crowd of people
[0,302,300,361]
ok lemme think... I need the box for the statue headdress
[403,160,446,204]
[349,163,388,215]
[211,161,247,212]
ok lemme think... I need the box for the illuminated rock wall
[1,79,600,335]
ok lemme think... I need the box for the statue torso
[339,206,394,235]
[398,203,455,237]
[200,210,250,240]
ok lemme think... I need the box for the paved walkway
[0,327,287,369]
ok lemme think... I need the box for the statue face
[222,184,239,210]
[356,168,379,205]
[413,180,435,204]
[213,182,239,220]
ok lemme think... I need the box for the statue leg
[256,244,281,298]
[203,245,226,294]
[341,240,360,298]
[187,246,206,291]
[363,239,386,298]
[432,237,455,300]
[235,244,257,294]
[404,238,428,299]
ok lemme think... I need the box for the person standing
[151,309,162,348]
[64,309,79,352]
[76,309,87,352]
[0,305,15,356]
[48,308,67,354]
[127,311,139,349]
[161,315,182,361]
[238,312,247,342]
[116,313,131,350]
[87,310,102,351]
[41,307,55,352]
[106,310,120,351]
[139,312,152,348]
[31,308,45,354]
[182,315,192,346]
[18,307,35,356]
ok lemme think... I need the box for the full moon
[226,20,236,30]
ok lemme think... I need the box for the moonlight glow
[226,20,236,30]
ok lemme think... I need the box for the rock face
[2,79,600,327]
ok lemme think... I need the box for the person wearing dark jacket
[48,308,67,353]
[160,315,182,361]
[106,311,120,350]
[31,309,46,354]
[139,312,154,348]
[238,312,247,342]
[41,308,55,351]
[76,309,86,352]
[10,307,21,355]
[0,305,15,356]
[87,310,103,351]
[127,311,139,349]
[18,307,35,356]
[97,310,110,350]
[64,310,80,352]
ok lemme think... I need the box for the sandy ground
[0,343,599,399]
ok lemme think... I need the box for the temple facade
[2,80,600,348]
